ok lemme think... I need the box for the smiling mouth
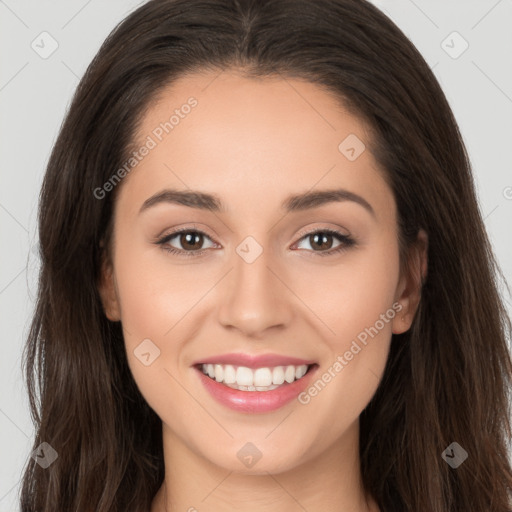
[195,363,317,392]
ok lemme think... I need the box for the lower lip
[194,365,319,413]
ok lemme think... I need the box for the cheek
[113,243,202,338]
[291,236,401,340]
[112,249,203,414]
[293,239,400,424]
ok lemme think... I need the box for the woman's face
[100,70,419,474]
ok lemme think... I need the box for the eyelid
[155,223,213,240]
[293,225,351,242]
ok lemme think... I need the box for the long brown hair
[20,0,512,510]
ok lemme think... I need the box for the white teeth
[284,365,296,383]
[200,363,310,389]
[223,364,236,384]
[295,365,307,379]
[272,366,285,385]
[214,364,223,382]
[236,366,254,386]
[254,368,272,387]
[223,383,281,391]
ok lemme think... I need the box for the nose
[217,245,294,338]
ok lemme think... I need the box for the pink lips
[192,353,316,369]
[192,353,319,413]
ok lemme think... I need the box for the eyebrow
[139,188,376,218]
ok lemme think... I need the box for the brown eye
[294,229,355,256]
[308,232,335,251]
[158,229,217,256]
[179,232,204,251]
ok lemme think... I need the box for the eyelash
[155,227,355,258]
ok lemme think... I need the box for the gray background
[1,0,511,509]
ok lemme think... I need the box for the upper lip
[192,353,316,369]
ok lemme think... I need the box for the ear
[97,241,121,322]
[392,229,428,334]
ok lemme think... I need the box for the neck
[151,420,378,512]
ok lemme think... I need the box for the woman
[20,0,512,510]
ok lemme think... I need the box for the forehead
[119,70,394,221]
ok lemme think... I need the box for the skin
[99,69,428,512]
